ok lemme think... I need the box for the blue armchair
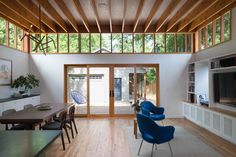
[136,113,175,157]
[140,101,165,125]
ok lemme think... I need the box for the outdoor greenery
[215,18,221,44]
[224,12,231,41]
[146,68,156,84]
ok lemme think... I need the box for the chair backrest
[68,105,75,121]
[70,91,86,104]
[140,101,155,112]
[24,104,33,109]
[2,109,16,116]
[58,110,68,129]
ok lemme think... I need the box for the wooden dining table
[0,103,73,129]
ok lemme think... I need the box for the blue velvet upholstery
[141,101,165,121]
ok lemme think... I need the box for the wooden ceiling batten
[0,0,46,32]
[177,0,217,32]
[55,0,79,32]
[144,0,163,32]
[37,0,67,32]
[166,0,198,32]
[91,0,101,33]
[188,0,236,32]
[121,0,127,33]
[195,1,236,32]
[16,0,57,33]
[73,0,90,32]
[133,0,145,33]
[155,0,181,32]
[109,0,112,32]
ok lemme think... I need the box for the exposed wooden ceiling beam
[188,0,236,32]
[155,0,181,32]
[122,0,127,32]
[177,0,217,32]
[16,0,57,33]
[194,1,236,31]
[133,0,145,32]
[37,0,67,32]
[73,0,90,32]
[0,4,31,31]
[166,0,198,32]
[144,0,163,32]
[55,0,79,32]
[0,0,46,32]
[109,0,112,32]
[90,0,101,33]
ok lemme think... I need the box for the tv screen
[214,72,236,107]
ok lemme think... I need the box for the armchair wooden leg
[64,126,71,143]
[138,140,143,155]
[155,144,157,150]
[61,132,65,150]
[151,144,154,157]
[168,142,173,157]
[72,120,78,134]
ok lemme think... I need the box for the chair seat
[41,122,61,130]
[10,124,31,130]
[150,114,165,121]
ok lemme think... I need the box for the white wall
[29,54,192,117]
[0,46,29,99]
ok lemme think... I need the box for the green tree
[0,18,6,45]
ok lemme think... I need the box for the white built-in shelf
[210,65,236,71]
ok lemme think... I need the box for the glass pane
[155,34,165,53]
[67,67,87,115]
[166,34,175,52]
[9,23,14,48]
[69,34,79,53]
[208,23,213,47]
[112,34,122,53]
[47,34,57,53]
[114,67,135,114]
[0,18,6,45]
[31,34,39,53]
[215,18,221,44]
[91,33,100,53]
[201,28,206,49]
[101,33,111,53]
[38,34,47,53]
[59,33,68,53]
[224,12,230,41]
[134,34,143,53]
[186,34,192,52]
[176,34,185,52]
[144,34,154,53]
[16,27,22,50]
[81,34,90,53]
[136,67,157,104]
[123,34,132,53]
[89,67,109,115]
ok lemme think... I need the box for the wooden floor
[45,118,236,157]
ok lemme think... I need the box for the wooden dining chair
[66,105,78,139]
[2,109,31,130]
[24,104,34,109]
[41,110,70,150]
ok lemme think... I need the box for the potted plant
[12,74,39,96]
[131,99,141,112]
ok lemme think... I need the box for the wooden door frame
[64,64,160,117]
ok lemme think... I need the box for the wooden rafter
[155,0,181,32]
[109,0,112,32]
[144,0,163,32]
[37,0,67,32]
[177,0,217,32]
[0,0,46,32]
[73,0,90,32]
[90,0,101,33]
[16,0,57,33]
[188,0,235,32]
[133,0,145,32]
[122,0,127,32]
[166,0,198,32]
[55,0,79,32]
[195,1,236,31]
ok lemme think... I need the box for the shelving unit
[187,63,196,103]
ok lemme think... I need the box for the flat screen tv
[214,72,236,107]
